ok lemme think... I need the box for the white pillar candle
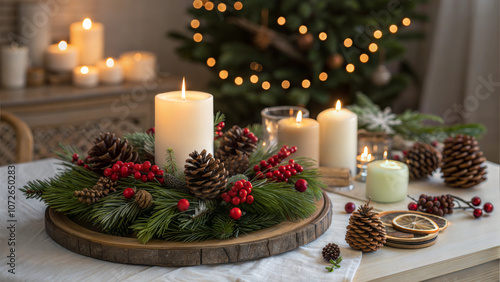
[317,100,358,174]
[366,160,409,203]
[19,2,51,67]
[119,51,157,82]
[278,111,319,164]
[45,41,79,72]
[155,79,213,169]
[73,66,99,88]
[70,18,104,65]
[1,44,29,89]
[97,58,123,85]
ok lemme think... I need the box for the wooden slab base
[45,192,332,266]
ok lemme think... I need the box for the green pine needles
[21,132,326,244]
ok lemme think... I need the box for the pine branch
[164,148,183,179]
[55,144,81,162]
[124,132,155,161]
[90,194,144,236]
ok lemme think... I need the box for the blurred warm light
[219,70,228,79]
[359,53,369,63]
[80,66,89,74]
[58,41,67,51]
[106,58,114,68]
[217,3,226,12]
[205,1,214,11]
[250,75,259,83]
[302,79,311,88]
[193,0,203,9]
[193,33,203,42]
[389,25,398,33]
[319,72,328,81]
[368,43,378,52]
[191,19,200,29]
[277,16,286,25]
[82,18,92,30]
[262,81,271,90]
[402,18,411,26]
[133,53,142,61]
[206,57,216,67]
[235,76,243,85]
[344,38,353,48]
[373,30,382,39]
[299,25,308,34]
[319,32,327,41]
[346,64,355,73]
[234,2,243,10]
[281,80,290,89]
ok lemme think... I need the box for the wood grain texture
[44,192,332,266]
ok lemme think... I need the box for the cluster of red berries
[214,122,225,140]
[253,146,302,182]
[72,153,91,169]
[221,179,254,206]
[103,161,164,183]
[146,127,155,135]
[242,127,258,143]
[408,194,494,218]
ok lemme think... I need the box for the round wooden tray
[45,192,332,266]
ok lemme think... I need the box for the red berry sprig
[253,146,301,182]
[407,194,495,218]
[221,179,254,205]
[103,161,165,183]
[242,127,258,144]
[72,153,91,169]
[214,121,225,140]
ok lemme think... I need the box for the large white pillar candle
[70,18,104,65]
[73,66,99,88]
[120,51,157,82]
[317,100,358,174]
[19,2,51,67]
[45,41,79,72]
[155,79,213,169]
[366,160,409,203]
[1,44,29,89]
[278,111,319,164]
[97,58,123,85]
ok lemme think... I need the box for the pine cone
[134,190,153,209]
[223,154,250,176]
[185,150,228,200]
[87,132,139,173]
[404,143,441,180]
[322,243,341,261]
[441,135,487,188]
[163,174,189,192]
[74,188,104,205]
[215,126,257,162]
[94,176,118,195]
[345,199,386,252]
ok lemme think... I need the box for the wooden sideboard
[0,75,179,164]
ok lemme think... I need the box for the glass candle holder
[261,106,309,147]
[355,155,374,182]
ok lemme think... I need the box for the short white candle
[45,41,79,72]
[73,66,99,88]
[317,100,358,174]
[119,51,157,82]
[155,78,213,169]
[1,44,29,89]
[70,18,104,65]
[366,160,409,203]
[278,110,319,164]
[97,58,123,85]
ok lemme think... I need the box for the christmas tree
[170,0,427,124]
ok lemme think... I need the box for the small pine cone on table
[441,135,487,188]
[185,150,228,200]
[223,154,250,176]
[322,243,341,261]
[87,132,139,173]
[404,142,441,180]
[215,125,257,163]
[345,199,386,252]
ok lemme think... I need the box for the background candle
[317,101,358,174]
[73,66,99,88]
[366,160,409,203]
[19,2,51,67]
[120,51,157,82]
[97,58,123,85]
[45,41,79,72]
[278,111,319,164]
[155,80,213,169]
[1,44,29,89]
[70,18,104,65]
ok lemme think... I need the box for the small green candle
[366,160,409,203]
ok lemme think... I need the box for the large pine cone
[185,150,228,200]
[345,199,386,252]
[87,132,139,172]
[441,135,487,188]
[405,143,441,180]
[215,126,257,162]
[223,154,250,176]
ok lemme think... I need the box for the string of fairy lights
[190,0,411,90]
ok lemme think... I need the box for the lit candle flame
[82,18,92,30]
[181,77,186,101]
[106,58,114,68]
[133,53,142,61]
[58,41,67,51]
[296,110,303,123]
[360,146,370,162]
[80,66,89,74]
[262,141,267,147]
[335,100,341,112]
[383,151,388,160]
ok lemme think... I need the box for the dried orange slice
[392,214,439,234]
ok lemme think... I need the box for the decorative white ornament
[371,65,392,86]
[358,107,401,134]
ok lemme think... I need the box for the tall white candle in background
[366,160,409,203]
[278,111,319,165]
[120,51,157,82]
[317,100,358,174]
[70,18,104,65]
[97,58,123,85]
[155,78,213,169]
[73,66,99,88]
[19,2,51,67]
[1,44,29,89]
[45,41,79,72]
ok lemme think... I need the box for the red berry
[116,161,124,167]
[223,196,231,203]
[431,140,438,147]
[256,171,264,179]
[84,164,89,169]
[266,172,273,178]
[240,196,246,204]
[221,192,228,198]
[285,165,291,170]
[104,168,113,177]
[112,164,120,173]
[157,170,164,176]
[228,190,237,197]
[251,136,258,143]
[146,127,155,135]
[141,175,148,182]
[279,165,286,173]
[216,126,222,131]
[77,160,84,166]
[111,173,120,181]
[231,197,241,205]
[471,196,481,206]
[403,150,407,156]
[243,128,250,135]
[284,171,292,178]
[133,164,142,172]
[72,153,79,161]
[253,165,260,172]
[345,202,356,213]
[295,179,308,192]
[484,202,494,213]
[408,202,418,211]
[244,181,252,189]
[142,161,152,171]
[134,171,142,180]
[231,186,239,192]
[296,165,303,173]
[260,160,267,168]
[291,146,297,153]
[120,166,129,174]
[218,121,225,128]
[120,171,129,178]
[266,164,273,170]
[158,178,165,184]
[288,159,295,165]
[273,170,281,177]
[267,157,275,165]
[239,189,248,198]
[473,208,483,218]
[177,199,190,211]
[127,162,134,168]
[123,188,135,199]
[393,155,400,161]
[229,207,242,220]
[235,181,244,190]
[246,187,252,194]
[151,165,159,173]
[290,169,297,176]
[246,195,254,204]
[146,172,154,180]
